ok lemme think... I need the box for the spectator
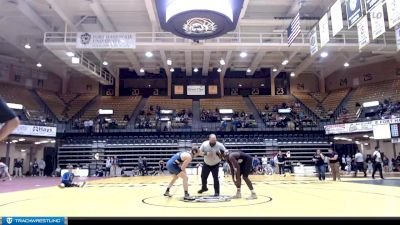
[276,151,286,176]
[372,147,384,179]
[327,149,340,181]
[312,149,325,181]
[354,150,367,177]
[105,157,112,177]
[14,159,23,178]
[38,158,46,176]
[32,159,38,176]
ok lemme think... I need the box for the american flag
[287,13,301,46]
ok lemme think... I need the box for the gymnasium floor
[0,174,399,217]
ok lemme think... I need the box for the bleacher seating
[37,90,96,121]
[200,96,251,114]
[310,92,328,102]
[136,96,193,129]
[58,133,331,169]
[36,90,67,120]
[0,83,45,121]
[293,89,350,120]
[321,88,349,114]
[81,96,142,127]
[337,80,400,122]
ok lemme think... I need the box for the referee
[198,134,226,196]
[0,97,19,141]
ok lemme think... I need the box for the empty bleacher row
[58,133,331,170]
[200,96,251,114]
[79,96,142,128]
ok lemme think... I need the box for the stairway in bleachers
[243,97,265,128]
[31,90,58,122]
[334,88,355,121]
[129,97,148,127]
[192,100,201,125]
[73,95,100,120]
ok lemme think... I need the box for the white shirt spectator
[354,153,364,163]
[38,159,46,169]
[261,156,268,165]
[106,159,112,168]
[373,150,382,163]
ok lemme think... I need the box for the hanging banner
[365,0,381,12]
[76,32,136,49]
[331,0,344,36]
[396,25,400,51]
[386,0,400,28]
[345,0,364,29]
[319,13,330,48]
[357,16,370,49]
[309,27,318,56]
[370,3,386,39]
[187,85,205,95]
[4,124,57,137]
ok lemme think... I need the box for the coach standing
[198,134,226,196]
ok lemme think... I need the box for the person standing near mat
[164,146,200,200]
[224,151,257,200]
[198,134,227,196]
[327,149,340,181]
[372,146,384,179]
[312,149,325,181]
[354,150,367,177]
[0,162,12,181]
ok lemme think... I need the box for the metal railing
[56,121,325,134]
[43,30,396,47]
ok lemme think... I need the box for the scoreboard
[391,124,400,138]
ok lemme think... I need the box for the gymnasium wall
[359,140,399,159]
[290,73,319,93]
[0,143,47,174]
[0,60,62,92]
[326,59,400,91]
[68,73,99,94]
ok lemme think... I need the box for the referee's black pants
[201,163,220,194]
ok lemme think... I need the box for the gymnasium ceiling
[0,0,398,81]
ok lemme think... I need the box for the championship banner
[76,32,136,49]
[187,85,205,96]
[357,16,370,49]
[365,0,381,12]
[318,13,330,48]
[370,3,385,40]
[396,25,400,51]
[208,85,218,95]
[324,118,400,134]
[345,0,363,28]
[1,124,57,137]
[174,85,184,95]
[386,0,400,28]
[331,0,344,37]
[309,26,318,56]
